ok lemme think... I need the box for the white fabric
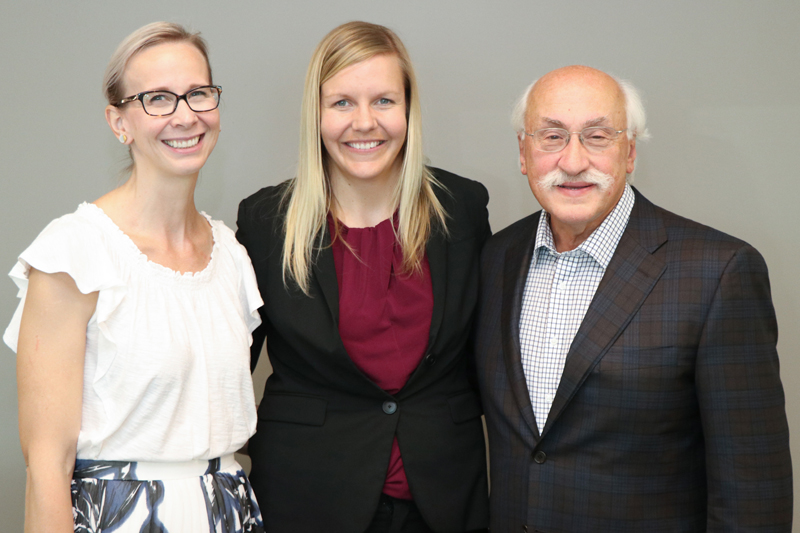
[4,203,263,462]
[519,184,634,433]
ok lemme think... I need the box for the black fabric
[237,168,491,532]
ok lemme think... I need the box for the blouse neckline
[79,202,218,282]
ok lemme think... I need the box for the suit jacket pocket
[448,390,483,424]
[259,393,327,426]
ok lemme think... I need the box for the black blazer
[237,168,490,532]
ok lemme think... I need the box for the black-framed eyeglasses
[524,127,627,153]
[115,85,222,116]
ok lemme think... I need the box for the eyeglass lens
[533,127,619,152]
[142,87,220,115]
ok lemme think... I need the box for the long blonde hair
[283,21,447,294]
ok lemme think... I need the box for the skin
[320,53,408,228]
[518,65,637,252]
[18,270,96,533]
[18,40,218,532]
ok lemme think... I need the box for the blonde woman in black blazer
[237,22,489,533]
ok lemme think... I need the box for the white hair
[511,73,651,142]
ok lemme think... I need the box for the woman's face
[113,41,220,178]
[319,53,408,188]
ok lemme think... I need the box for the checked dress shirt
[519,183,634,433]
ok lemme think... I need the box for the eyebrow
[539,116,611,129]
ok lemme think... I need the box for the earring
[119,134,127,144]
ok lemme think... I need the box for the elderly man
[475,65,792,532]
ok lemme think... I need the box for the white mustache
[537,168,614,192]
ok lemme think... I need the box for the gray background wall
[1,0,798,528]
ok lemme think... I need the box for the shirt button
[425,353,436,366]
[532,450,547,464]
[558,281,567,291]
[382,401,397,415]
[549,337,558,347]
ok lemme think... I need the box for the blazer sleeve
[236,196,268,371]
[695,244,793,531]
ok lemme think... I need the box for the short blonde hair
[283,21,447,294]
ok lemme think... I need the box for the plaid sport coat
[475,188,792,532]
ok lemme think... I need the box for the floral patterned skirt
[71,454,264,533]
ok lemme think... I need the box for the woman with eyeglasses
[237,21,490,532]
[5,22,264,532]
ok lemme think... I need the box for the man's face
[518,66,636,250]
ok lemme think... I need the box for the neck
[550,222,593,253]
[96,165,202,241]
[329,166,400,228]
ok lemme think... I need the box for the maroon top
[329,215,433,500]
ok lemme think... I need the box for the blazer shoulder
[639,192,753,250]
[484,211,541,254]
[429,166,489,208]
[428,167,490,239]
[633,189,767,271]
[238,180,292,228]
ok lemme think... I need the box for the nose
[170,98,198,126]
[352,105,377,131]
[557,132,591,176]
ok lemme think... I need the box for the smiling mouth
[163,135,202,149]
[346,141,384,150]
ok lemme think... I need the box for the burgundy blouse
[329,215,433,500]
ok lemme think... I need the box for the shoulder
[428,167,489,238]
[633,189,767,273]
[11,204,124,297]
[238,180,291,225]
[25,204,109,261]
[236,181,292,249]
[484,211,541,255]
[636,190,753,251]
[429,167,489,208]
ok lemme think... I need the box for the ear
[105,104,129,144]
[518,132,528,175]
[626,137,637,174]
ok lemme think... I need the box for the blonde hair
[283,21,447,294]
[102,22,212,173]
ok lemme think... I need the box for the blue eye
[333,100,349,107]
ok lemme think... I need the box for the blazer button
[532,450,547,464]
[425,353,436,365]
[382,401,398,415]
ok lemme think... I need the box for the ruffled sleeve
[3,208,126,353]
[239,250,263,335]
[211,220,263,337]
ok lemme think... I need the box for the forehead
[528,70,625,128]
[322,53,404,93]
[123,41,210,92]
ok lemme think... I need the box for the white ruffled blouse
[4,203,263,462]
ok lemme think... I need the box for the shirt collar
[532,183,635,269]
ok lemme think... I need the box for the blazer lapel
[402,227,447,392]
[542,191,668,437]
[311,225,340,323]
[426,227,447,348]
[501,214,542,439]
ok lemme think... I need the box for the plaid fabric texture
[520,184,633,433]
[475,188,792,532]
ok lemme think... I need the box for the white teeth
[164,136,200,149]
[348,141,381,150]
